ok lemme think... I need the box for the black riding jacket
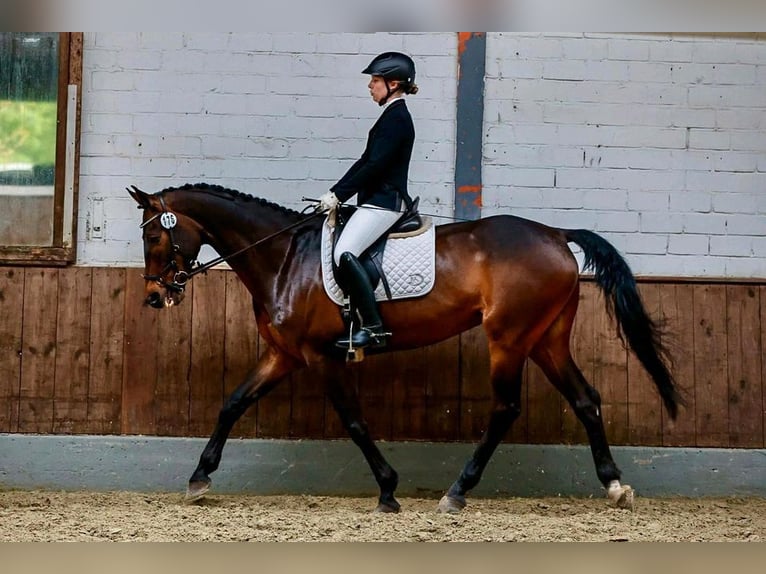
[331,98,415,211]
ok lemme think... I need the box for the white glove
[318,191,340,212]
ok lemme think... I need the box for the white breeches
[333,205,402,266]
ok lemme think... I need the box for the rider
[318,51,419,349]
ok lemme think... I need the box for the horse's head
[128,185,203,309]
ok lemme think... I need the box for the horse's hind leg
[187,346,298,500]
[530,312,633,509]
[327,377,400,513]
[438,346,525,514]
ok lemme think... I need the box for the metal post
[453,32,486,221]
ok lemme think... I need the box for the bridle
[140,193,196,294]
[139,192,323,294]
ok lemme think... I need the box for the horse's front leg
[327,375,400,513]
[187,346,299,500]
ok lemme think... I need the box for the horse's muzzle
[144,286,185,308]
[145,291,165,308]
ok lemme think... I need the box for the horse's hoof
[615,485,634,510]
[437,494,466,514]
[607,484,634,511]
[374,496,401,513]
[186,479,211,502]
[374,502,400,514]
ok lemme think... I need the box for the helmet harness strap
[378,79,391,106]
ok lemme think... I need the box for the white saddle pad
[321,216,436,305]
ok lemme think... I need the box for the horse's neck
[175,191,293,249]
[172,190,299,290]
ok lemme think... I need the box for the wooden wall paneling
[154,283,193,437]
[354,352,395,440]
[223,272,259,438]
[289,362,328,439]
[87,268,125,434]
[659,283,696,445]
[762,286,766,448]
[458,326,492,442]
[726,285,763,447]
[592,285,629,445]
[626,283,663,445]
[53,267,92,433]
[122,270,158,434]
[18,268,59,433]
[525,360,561,444]
[424,337,461,441]
[693,284,729,447]
[322,363,349,440]
[0,268,24,432]
[390,347,429,440]
[188,270,226,437]
[565,282,596,444]
[2,262,765,450]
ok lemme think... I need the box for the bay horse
[129,182,683,513]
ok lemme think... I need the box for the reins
[186,209,325,279]
[142,193,324,293]
[143,191,469,294]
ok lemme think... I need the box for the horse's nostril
[145,291,163,308]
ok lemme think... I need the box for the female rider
[318,51,419,349]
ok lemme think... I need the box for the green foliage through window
[0,32,58,186]
[0,100,57,165]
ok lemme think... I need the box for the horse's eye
[147,235,161,245]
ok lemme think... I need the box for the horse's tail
[564,228,685,420]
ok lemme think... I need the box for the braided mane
[159,182,304,217]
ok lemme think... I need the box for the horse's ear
[127,185,152,209]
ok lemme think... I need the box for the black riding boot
[335,252,390,349]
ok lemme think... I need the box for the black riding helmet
[362,51,416,83]
[362,52,416,105]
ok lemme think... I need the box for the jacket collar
[380,96,405,113]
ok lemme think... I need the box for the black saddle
[391,196,422,234]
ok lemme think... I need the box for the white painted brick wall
[483,32,766,278]
[76,32,764,278]
[77,32,457,266]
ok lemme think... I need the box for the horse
[128,182,684,513]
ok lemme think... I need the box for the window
[0,32,82,265]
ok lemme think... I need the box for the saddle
[333,197,424,300]
[322,198,435,305]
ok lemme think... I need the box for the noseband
[140,194,195,294]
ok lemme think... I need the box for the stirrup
[335,326,391,350]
